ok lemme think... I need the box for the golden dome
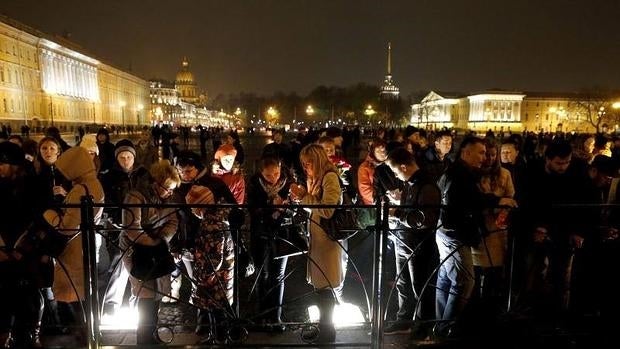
[175,57,195,84]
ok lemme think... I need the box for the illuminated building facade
[412,90,617,133]
[0,15,149,130]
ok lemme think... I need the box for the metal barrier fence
[25,199,620,348]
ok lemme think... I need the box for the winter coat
[190,186,234,311]
[100,164,150,225]
[357,155,379,205]
[121,182,178,299]
[49,147,104,303]
[472,167,515,267]
[301,171,343,289]
[212,164,245,204]
[437,159,500,247]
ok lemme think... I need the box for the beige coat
[301,171,344,290]
[48,147,104,303]
[472,167,515,267]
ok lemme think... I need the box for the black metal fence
[29,199,620,348]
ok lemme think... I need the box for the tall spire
[380,42,399,98]
[387,42,392,76]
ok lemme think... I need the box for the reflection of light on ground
[307,302,366,328]
[100,307,138,330]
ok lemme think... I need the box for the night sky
[1,0,620,97]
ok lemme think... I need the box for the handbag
[130,240,176,281]
[319,178,360,241]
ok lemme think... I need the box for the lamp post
[305,104,314,126]
[137,104,144,126]
[119,101,126,130]
[364,104,376,125]
[267,106,277,129]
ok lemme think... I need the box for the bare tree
[567,90,620,133]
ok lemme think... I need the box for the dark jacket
[419,146,455,183]
[393,170,441,235]
[101,165,151,225]
[373,163,404,204]
[437,159,500,246]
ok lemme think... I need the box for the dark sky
[2,0,620,97]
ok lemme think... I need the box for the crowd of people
[0,123,619,347]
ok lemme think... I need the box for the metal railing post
[370,200,387,349]
[81,195,100,349]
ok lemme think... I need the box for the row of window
[0,37,37,63]
[0,64,38,87]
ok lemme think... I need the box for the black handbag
[319,185,360,241]
[130,240,176,281]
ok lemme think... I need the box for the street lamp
[267,106,277,128]
[119,101,126,130]
[306,105,314,116]
[137,104,144,126]
[364,105,376,125]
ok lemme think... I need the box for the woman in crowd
[211,144,245,204]
[120,160,180,345]
[290,144,342,343]
[247,156,295,331]
[33,136,72,336]
[357,138,388,205]
[185,184,235,344]
[472,139,515,302]
[42,147,105,343]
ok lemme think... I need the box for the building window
[0,68,3,82]
[2,99,6,112]
[525,113,529,121]
[10,99,14,112]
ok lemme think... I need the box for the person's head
[223,133,235,145]
[258,156,282,185]
[318,136,336,157]
[325,127,343,147]
[114,139,136,172]
[500,140,519,164]
[0,141,25,179]
[583,135,596,154]
[386,147,419,181]
[38,136,61,166]
[96,128,110,144]
[588,155,617,188]
[150,160,181,200]
[299,143,335,180]
[593,134,612,157]
[434,130,453,159]
[175,151,204,182]
[369,137,388,163]
[483,139,500,170]
[185,185,214,219]
[272,129,283,144]
[8,135,23,146]
[544,140,573,174]
[79,134,99,161]
[459,136,487,169]
[214,144,237,171]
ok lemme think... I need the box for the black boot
[136,298,159,345]
[316,289,336,343]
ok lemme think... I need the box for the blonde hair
[299,143,337,192]
[149,160,181,189]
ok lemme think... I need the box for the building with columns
[0,15,149,131]
[412,90,620,133]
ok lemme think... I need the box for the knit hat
[214,144,237,161]
[185,185,214,205]
[0,141,25,165]
[176,150,204,170]
[79,134,99,156]
[114,139,136,159]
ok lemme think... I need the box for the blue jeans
[435,229,475,324]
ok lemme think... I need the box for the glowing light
[100,306,138,330]
[307,302,366,328]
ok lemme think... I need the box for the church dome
[175,57,195,84]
